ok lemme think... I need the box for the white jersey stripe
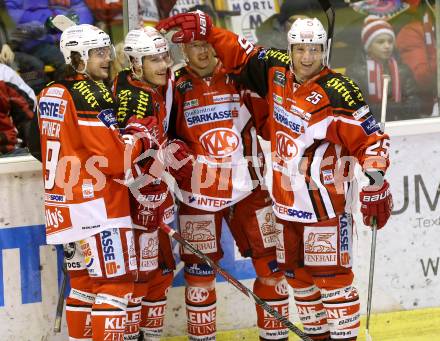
[311,142,336,218]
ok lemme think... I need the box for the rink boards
[0,127,439,339]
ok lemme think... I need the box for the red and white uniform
[170,63,288,341]
[38,75,137,341]
[202,27,391,341]
[169,63,269,212]
[38,76,133,244]
[204,27,390,224]
[113,69,176,340]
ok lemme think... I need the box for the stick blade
[52,15,76,32]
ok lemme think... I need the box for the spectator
[396,0,437,116]
[5,0,94,83]
[0,62,35,156]
[346,17,423,121]
[0,4,14,66]
[0,3,49,92]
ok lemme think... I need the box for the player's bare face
[86,47,114,80]
[142,52,171,87]
[291,44,323,82]
[367,33,394,62]
[183,41,216,75]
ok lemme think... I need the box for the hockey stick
[159,223,313,341]
[54,259,68,333]
[51,14,76,32]
[365,74,390,341]
[317,0,336,65]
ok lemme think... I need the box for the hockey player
[37,24,157,341]
[167,36,289,341]
[113,26,192,341]
[158,12,393,341]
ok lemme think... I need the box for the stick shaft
[159,223,313,341]
[366,74,390,335]
[366,221,377,331]
[54,260,68,333]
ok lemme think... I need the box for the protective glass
[143,51,172,67]
[89,45,116,60]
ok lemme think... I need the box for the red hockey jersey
[203,27,390,222]
[38,76,131,244]
[168,63,270,211]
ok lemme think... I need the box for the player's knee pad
[285,269,330,340]
[66,271,95,340]
[316,273,360,341]
[252,256,289,340]
[140,269,174,339]
[184,263,216,341]
[91,281,134,341]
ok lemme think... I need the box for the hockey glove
[123,116,160,152]
[156,10,213,43]
[130,183,168,231]
[161,139,194,182]
[359,180,393,229]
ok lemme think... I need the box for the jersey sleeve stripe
[332,116,361,126]
[78,120,106,127]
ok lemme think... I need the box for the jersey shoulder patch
[174,66,189,81]
[175,71,193,95]
[316,72,367,111]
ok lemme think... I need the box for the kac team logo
[199,128,240,158]
[275,131,298,161]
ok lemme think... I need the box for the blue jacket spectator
[5,0,94,51]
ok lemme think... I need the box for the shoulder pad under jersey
[175,70,193,95]
[256,48,290,69]
[316,72,368,113]
[174,66,189,81]
[115,76,155,127]
[53,78,115,112]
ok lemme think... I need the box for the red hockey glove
[161,139,194,182]
[156,10,213,43]
[130,183,168,232]
[359,180,393,229]
[123,116,160,152]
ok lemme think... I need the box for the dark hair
[59,51,82,79]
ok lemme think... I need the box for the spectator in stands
[0,3,49,93]
[396,0,437,116]
[0,62,35,156]
[346,17,423,121]
[5,0,94,83]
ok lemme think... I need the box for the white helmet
[287,18,328,65]
[60,24,111,65]
[123,27,169,67]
